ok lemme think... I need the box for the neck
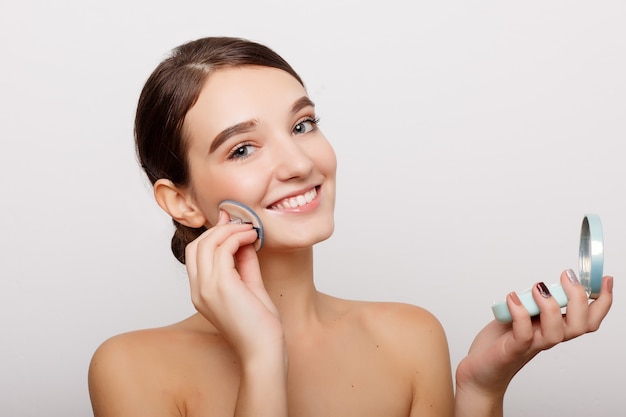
[257,247,321,330]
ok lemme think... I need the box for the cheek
[205,168,267,211]
[188,168,248,225]
[315,140,337,177]
[227,170,263,192]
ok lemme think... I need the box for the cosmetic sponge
[218,200,264,251]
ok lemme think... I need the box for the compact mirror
[491,214,604,323]
[579,214,604,298]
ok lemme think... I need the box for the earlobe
[153,179,206,228]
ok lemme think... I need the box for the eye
[293,117,319,135]
[227,142,256,160]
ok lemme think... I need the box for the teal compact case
[491,214,604,323]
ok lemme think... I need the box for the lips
[269,187,318,210]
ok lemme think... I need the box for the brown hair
[134,37,304,263]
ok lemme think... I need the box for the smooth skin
[88,66,613,417]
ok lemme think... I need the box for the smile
[269,187,318,210]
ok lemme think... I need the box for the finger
[559,269,590,339]
[192,228,258,312]
[235,245,277,313]
[235,244,262,284]
[188,222,256,290]
[533,282,565,348]
[586,276,614,332]
[216,209,231,224]
[185,234,201,279]
[505,291,534,355]
[184,213,228,278]
[208,227,258,273]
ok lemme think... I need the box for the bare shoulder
[320,297,454,415]
[89,321,197,374]
[345,299,454,416]
[88,326,177,416]
[319,295,450,363]
[358,301,451,367]
[341,298,447,344]
[88,315,233,417]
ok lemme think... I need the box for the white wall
[1,1,624,415]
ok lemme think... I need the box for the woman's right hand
[184,210,284,361]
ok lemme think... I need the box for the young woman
[88,36,613,417]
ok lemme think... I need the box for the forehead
[185,66,307,137]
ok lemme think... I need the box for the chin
[309,224,334,246]
[267,220,334,251]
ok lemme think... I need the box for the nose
[270,134,314,181]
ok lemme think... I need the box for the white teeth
[271,188,317,209]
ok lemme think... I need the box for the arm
[454,271,613,417]
[89,212,288,417]
[184,211,288,417]
[409,309,455,417]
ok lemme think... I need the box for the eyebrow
[292,96,316,115]
[208,96,316,154]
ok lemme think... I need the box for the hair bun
[171,220,206,264]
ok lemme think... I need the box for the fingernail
[508,292,522,306]
[218,210,230,223]
[607,276,614,294]
[537,282,552,298]
[566,269,580,285]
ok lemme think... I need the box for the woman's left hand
[456,270,613,400]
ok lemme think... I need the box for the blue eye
[228,143,256,160]
[293,117,319,135]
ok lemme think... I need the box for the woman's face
[183,65,337,250]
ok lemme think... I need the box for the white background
[1,1,624,415]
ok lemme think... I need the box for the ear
[153,179,207,228]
